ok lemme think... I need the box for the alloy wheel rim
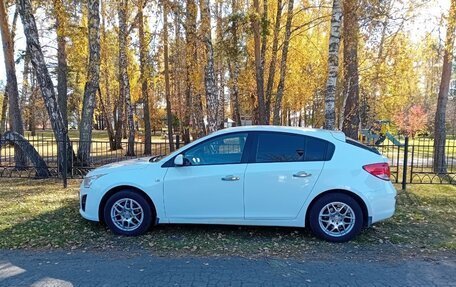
[110,198,144,231]
[318,202,355,237]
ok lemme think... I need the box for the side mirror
[174,154,184,166]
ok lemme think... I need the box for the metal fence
[0,134,455,188]
[0,134,182,181]
[371,137,456,187]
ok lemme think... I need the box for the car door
[244,132,331,220]
[163,132,250,219]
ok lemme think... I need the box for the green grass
[0,179,455,258]
[25,130,110,140]
[358,185,456,250]
[408,137,456,147]
[24,130,165,142]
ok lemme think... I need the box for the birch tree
[118,0,135,156]
[215,0,225,128]
[200,0,218,133]
[16,0,72,170]
[77,0,101,165]
[323,0,342,130]
[163,0,174,152]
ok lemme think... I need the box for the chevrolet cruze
[80,126,396,242]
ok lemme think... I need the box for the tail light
[363,163,390,181]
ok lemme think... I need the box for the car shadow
[0,198,332,256]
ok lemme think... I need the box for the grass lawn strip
[0,178,455,258]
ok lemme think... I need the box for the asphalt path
[1,250,455,286]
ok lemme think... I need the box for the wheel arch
[305,189,369,228]
[98,185,157,224]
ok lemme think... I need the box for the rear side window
[305,136,331,161]
[254,132,335,163]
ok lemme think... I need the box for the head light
[83,174,106,188]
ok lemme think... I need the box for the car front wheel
[309,193,363,242]
[103,190,153,236]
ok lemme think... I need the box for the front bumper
[79,185,101,222]
[79,208,98,222]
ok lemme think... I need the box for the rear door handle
[221,175,240,181]
[293,171,312,178]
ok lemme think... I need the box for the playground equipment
[360,120,404,146]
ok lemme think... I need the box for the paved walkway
[0,250,455,286]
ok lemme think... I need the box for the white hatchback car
[80,126,396,242]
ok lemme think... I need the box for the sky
[406,0,451,42]
[0,0,452,86]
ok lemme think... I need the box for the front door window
[184,133,248,165]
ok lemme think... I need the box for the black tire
[309,193,363,243]
[103,190,153,236]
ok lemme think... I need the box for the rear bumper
[369,182,397,224]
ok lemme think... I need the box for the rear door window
[256,133,304,162]
[254,132,334,163]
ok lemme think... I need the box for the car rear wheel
[309,193,363,242]
[104,190,153,236]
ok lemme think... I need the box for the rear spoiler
[330,131,346,142]
[330,131,381,155]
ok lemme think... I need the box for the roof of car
[212,125,346,141]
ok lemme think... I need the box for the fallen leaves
[0,178,455,259]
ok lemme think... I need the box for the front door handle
[293,171,312,178]
[221,175,240,181]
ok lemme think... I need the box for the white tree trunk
[77,0,101,165]
[163,0,174,152]
[16,0,73,171]
[1,131,50,177]
[323,0,342,130]
[201,0,218,133]
[118,0,135,156]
